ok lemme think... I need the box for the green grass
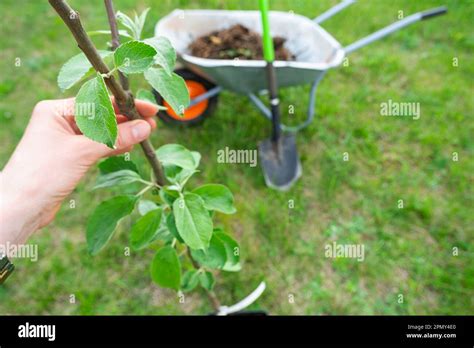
[0,0,472,315]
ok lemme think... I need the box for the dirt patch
[189,24,294,61]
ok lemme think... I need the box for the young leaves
[191,234,227,269]
[75,73,117,148]
[165,212,184,243]
[193,184,236,214]
[58,50,112,91]
[116,8,150,41]
[136,89,167,111]
[173,193,213,250]
[181,270,200,292]
[98,156,139,175]
[93,170,143,189]
[191,230,241,271]
[144,68,189,116]
[156,144,197,170]
[130,208,163,250]
[137,200,159,216]
[86,195,137,255]
[214,231,241,272]
[150,246,181,290]
[144,37,176,76]
[199,271,215,291]
[114,41,157,74]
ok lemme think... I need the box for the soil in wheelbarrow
[189,24,294,61]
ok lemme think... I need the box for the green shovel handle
[259,0,275,62]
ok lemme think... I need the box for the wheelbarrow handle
[314,0,356,24]
[344,6,448,54]
[421,6,448,20]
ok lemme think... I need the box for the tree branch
[49,0,166,186]
[104,0,129,91]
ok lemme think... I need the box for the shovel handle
[259,0,281,142]
[259,0,274,63]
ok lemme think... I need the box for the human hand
[0,98,158,245]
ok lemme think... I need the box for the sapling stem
[104,0,130,90]
[100,67,118,79]
[48,0,166,186]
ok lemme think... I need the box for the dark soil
[189,24,294,61]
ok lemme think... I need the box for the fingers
[39,97,159,120]
[116,114,156,130]
[135,99,160,118]
[90,119,152,158]
[111,97,159,118]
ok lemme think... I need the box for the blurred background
[0,0,472,314]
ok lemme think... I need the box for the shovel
[258,0,301,190]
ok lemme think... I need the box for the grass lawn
[0,0,472,315]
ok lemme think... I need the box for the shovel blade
[258,134,302,191]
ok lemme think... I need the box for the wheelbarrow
[152,0,447,188]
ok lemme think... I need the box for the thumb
[103,120,151,157]
[116,120,151,149]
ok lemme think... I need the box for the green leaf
[116,11,139,40]
[75,73,117,148]
[199,271,215,291]
[137,199,159,215]
[130,208,162,250]
[160,187,180,206]
[191,151,201,168]
[114,41,156,74]
[173,193,213,250]
[162,151,200,186]
[134,8,150,41]
[164,166,198,186]
[86,195,137,255]
[191,234,227,269]
[144,37,176,76]
[150,246,181,290]
[144,67,190,116]
[193,184,236,214]
[98,156,139,175]
[93,169,143,189]
[214,231,241,272]
[181,270,200,292]
[136,89,155,104]
[136,89,168,111]
[88,29,132,39]
[165,211,184,243]
[156,144,196,170]
[58,50,112,91]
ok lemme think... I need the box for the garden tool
[258,0,301,191]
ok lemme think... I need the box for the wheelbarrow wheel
[152,69,219,126]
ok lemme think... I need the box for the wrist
[0,170,42,246]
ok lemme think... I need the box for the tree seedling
[49,0,242,312]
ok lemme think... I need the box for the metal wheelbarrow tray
[156,9,344,94]
[153,1,447,188]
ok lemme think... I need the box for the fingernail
[132,121,150,140]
